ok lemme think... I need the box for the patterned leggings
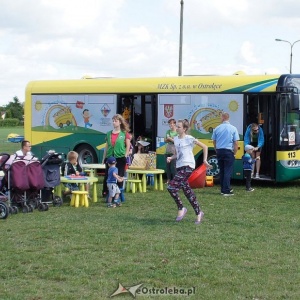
[167,166,201,215]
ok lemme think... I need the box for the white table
[81,163,106,177]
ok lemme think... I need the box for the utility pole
[178,0,184,76]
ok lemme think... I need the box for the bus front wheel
[76,144,98,165]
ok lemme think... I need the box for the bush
[0,118,20,127]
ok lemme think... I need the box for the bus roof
[26,74,284,95]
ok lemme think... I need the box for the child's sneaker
[107,203,116,208]
[246,188,255,192]
[255,173,260,179]
[106,195,115,203]
[114,199,122,207]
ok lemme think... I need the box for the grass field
[1,180,300,299]
[0,127,299,299]
[0,127,24,154]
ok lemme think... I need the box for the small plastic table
[57,176,99,202]
[126,169,165,192]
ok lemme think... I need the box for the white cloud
[238,41,259,64]
[0,0,300,105]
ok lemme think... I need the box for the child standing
[242,145,260,192]
[106,156,124,208]
[61,151,83,196]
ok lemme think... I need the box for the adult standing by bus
[102,114,131,197]
[244,123,264,179]
[212,112,239,196]
[164,118,177,184]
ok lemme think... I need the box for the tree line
[0,97,24,127]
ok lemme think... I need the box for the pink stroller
[7,155,48,213]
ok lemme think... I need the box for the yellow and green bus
[25,73,300,182]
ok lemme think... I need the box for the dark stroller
[8,154,47,213]
[0,153,11,219]
[40,151,64,207]
[0,200,9,219]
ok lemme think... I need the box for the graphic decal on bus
[31,94,117,134]
[164,104,174,118]
[101,104,111,117]
[52,106,76,128]
[157,94,243,138]
[191,108,223,133]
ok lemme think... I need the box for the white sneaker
[255,174,260,179]
[220,189,233,195]
[195,211,204,224]
[223,192,234,196]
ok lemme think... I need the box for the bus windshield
[278,93,300,148]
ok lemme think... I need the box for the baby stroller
[40,150,64,207]
[0,153,11,219]
[7,154,48,213]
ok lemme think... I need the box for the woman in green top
[102,114,131,197]
[165,119,177,184]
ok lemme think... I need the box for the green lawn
[0,127,24,154]
[1,180,299,299]
[0,127,299,299]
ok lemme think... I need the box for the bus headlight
[280,160,300,167]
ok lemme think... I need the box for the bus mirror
[291,94,300,110]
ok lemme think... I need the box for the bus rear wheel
[206,153,220,180]
[76,144,98,165]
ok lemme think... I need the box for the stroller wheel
[29,200,37,210]
[22,204,30,213]
[28,204,35,213]
[44,203,49,211]
[0,202,9,219]
[53,196,63,207]
[12,206,18,214]
[38,203,46,211]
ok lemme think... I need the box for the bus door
[118,94,157,151]
[245,94,276,180]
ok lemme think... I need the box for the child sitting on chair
[61,151,83,197]
[106,156,124,208]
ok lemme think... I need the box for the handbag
[165,143,175,154]
[145,151,156,169]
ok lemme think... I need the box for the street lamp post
[275,38,300,74]
[178,0,184,76]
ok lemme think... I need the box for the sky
[1,0,300,106]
